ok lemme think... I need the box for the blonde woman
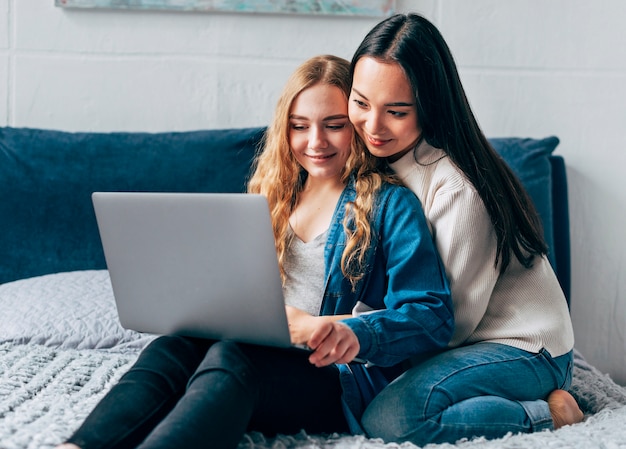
[56,55,452,449]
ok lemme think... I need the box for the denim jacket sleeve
[341,185,454,367]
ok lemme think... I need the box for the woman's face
[289,83,353,182]
[349,57,422,162]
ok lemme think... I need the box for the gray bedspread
[1,271,625,449]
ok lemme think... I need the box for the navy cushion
[0,127,265,284]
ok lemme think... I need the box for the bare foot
[548,389,584,429]
[54,444,81,449]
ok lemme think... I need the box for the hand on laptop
[286,305,360,367]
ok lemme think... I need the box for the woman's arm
[341,186,454,367]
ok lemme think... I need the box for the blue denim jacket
[321,178,453,433]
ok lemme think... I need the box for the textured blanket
[2,271,626,448]
[1,343,625,449]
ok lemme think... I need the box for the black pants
[66,336,348,449]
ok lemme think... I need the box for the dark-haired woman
[348,13,583,446]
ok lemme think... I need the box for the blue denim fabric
[321,180,452,366]
[361,343,573,445]
[319,178,453,431]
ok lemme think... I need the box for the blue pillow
[488,136,559,268]
[0,127,265,284]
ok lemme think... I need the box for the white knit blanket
[2,345,626,449]
[1,271,626,449]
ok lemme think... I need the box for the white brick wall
[3,0,625,384]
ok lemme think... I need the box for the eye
[352,98,368,108]
[327,123,347,130]
[290,123,307,131]
[388,110,409,118]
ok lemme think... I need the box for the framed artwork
[54,0,396,17]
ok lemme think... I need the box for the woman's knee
[122,335,211,393]
[190,341,259,393]
[146,335,211,356]
[361,371,437,442]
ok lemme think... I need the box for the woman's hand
[286,305,360,367]
[286,305,318,345]
[307,320,361,367]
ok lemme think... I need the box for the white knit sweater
[390,140,574,357]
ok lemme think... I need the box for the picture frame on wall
[54,0,396,17]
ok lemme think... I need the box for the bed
[1,126,625,449]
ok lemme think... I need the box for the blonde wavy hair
[247,55,398,289]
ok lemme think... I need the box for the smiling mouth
[307,153,335,160]
[366,135,391,147]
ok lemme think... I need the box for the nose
[364,109,385,136]
[308,125,328,150]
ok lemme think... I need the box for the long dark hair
[350,13,547,273]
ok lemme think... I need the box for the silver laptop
[92,191,293,349]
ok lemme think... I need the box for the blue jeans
[361,343,573,445]
[66,335,348,449]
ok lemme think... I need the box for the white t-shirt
[282,228,327,316]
